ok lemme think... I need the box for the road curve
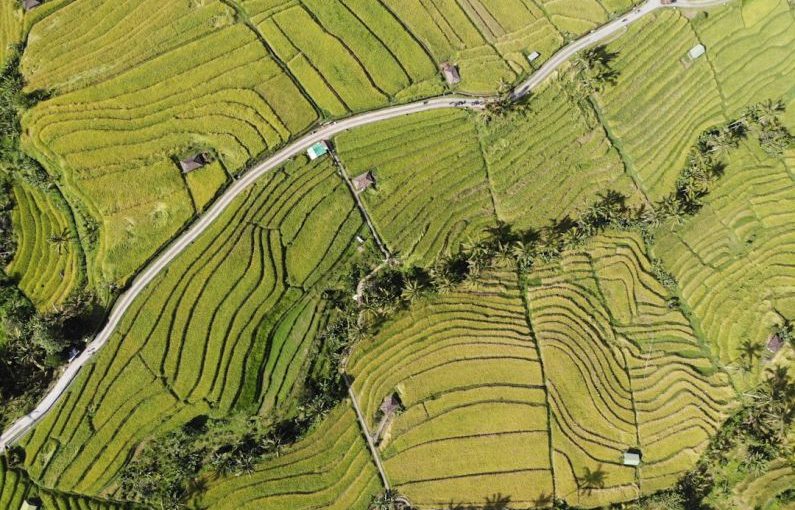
[0,0,731,452]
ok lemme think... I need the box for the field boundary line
[330,152,391,260]
[345,376,391,491]
[517,269,558,501]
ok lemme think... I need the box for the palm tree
[401,279,422,304]
[578,465,606,495]
[369,489,401,510]
[48,228,72,254]
[737,338,764,371]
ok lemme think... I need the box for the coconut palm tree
[578,465,606,495]
[737,338,764,371]
[48,228,72,254]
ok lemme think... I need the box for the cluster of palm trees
[677,361,795,508]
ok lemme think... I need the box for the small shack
[380,393,401,416]
[178,152,209,174]
[23,0,42,11]
[688,43,706,60]
[351,171,375,192]
[767,334,784,354]
[21,499,41,510]
[440,62,460,86]
[623,449,642,466]
[307,141,329,161]
[527,51,541,63]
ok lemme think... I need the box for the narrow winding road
[0,0,729,453]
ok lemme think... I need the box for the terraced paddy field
[348,269,554,508]
[653,143,795,366]
[335,109,497,266]
[538,0,634,35]
[597,9,725,201]
[479,81,640,230]
[349,233,732,508]
[193,405,381,510]
[0,0,21,65]
[0,457,134,510]
[526,232,733,507]
[7,182,82,311]
[691,0,795,116]
[19,0,319,291]
[16,157,372,496]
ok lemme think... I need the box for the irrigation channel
[0,0,731,491]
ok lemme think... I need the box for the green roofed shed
[307,141,329,160]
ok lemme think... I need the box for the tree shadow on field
[446,493,512,510]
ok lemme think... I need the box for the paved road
[0,0,731,452]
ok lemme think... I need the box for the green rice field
[0,457,135,510]
[3,1,793,509]
[193,405,382,510]
[335,109,496,266]
[349,232,733,508]
[653,142,795,366]
[7,182,83,310]
[16,157,372,495]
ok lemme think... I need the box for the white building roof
[688,44,706,60]
[623,451,641,466]
[527,51,540,62]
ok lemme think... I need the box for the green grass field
[16,157,373,496]
[6,181,82,310]
[193,405,382,510]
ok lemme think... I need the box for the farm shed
[527,51,541,62]
[307,141,329,160]
[440,62,461,85]
[178,152,209,173]
[352,171,375,192]
[623,449,642,466]
[688,44,706,60]
[767,334,784,354]
[23,0,42,10]
[20,500,41,510]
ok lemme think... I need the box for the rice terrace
[0,0,793,509]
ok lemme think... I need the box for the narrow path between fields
[0,0,732,457]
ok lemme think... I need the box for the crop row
[479,80,638,231]
[21,4,318,290]
[598,10,725,201]
[19,158,368,495]
[0,457,132,510]
[654,144,795,363]
[349,269,553,508]
[336,109,497,266]
[692,0,795,115]
[7,182,81,310]
[526,232,733,506]
[194,404,381,510]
